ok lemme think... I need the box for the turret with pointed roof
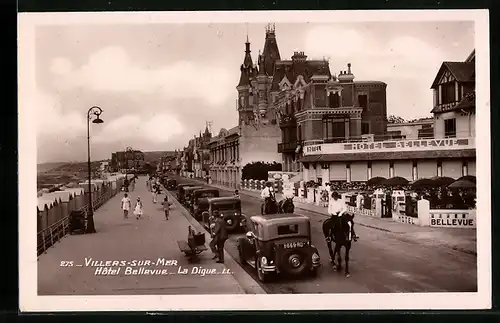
[260,23,281,76]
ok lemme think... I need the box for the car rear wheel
[280,250,309,276]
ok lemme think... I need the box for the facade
[275,60,388,172]
[192,126,212,178]
[208,24,285,188]
[110,150,145,172]
[299,50,476,183]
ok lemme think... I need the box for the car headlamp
[261,257,268,265]
[312,253,320,261]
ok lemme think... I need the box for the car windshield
[277,224,299,235]
[197,192,217,198]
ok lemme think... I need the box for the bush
[241,161,282,181]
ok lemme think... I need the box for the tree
[387,115,407,124]
[242,161,282,181]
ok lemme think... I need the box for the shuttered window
[442,160,462,179]
[467,159,476,176]
[371,161,390,178]
[393,161,413,180]
[329,163,346,181]
[350,162,368,182]
[417,160,437,179]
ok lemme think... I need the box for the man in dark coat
[213,212,228,263]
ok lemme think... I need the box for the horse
[278,197,295,214]
[322,213,356,278]
[261,196,279,215]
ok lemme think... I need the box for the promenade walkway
[185,177,476,256]
[37,176,255,295]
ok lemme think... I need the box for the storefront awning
[299,149,476,163]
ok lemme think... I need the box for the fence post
[417,199,431,227]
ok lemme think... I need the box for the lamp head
[92,116,104,124]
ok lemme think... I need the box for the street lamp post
[86,106,104,234]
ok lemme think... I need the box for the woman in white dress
[134,197,144,219]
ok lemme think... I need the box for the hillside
[37,162,68,174]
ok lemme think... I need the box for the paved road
[174,176,477,294]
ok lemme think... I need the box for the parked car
[177,184,194,203]
[192,188,219,220]
[237,213,321,282]
[166,179,178,190]
[183,186,203,208]
[202,197,244,233]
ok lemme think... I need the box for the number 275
[60,261,74,267]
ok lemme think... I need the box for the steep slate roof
[260,28,281,76]
[271,60,331,91]
[431,61,475,88]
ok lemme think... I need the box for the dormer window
[441,82,456,105]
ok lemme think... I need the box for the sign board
[429,211,476,228]
[397,215,418,225]
[303,138,475,156]
[267,171,300,182]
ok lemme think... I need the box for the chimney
[347,63,352,74]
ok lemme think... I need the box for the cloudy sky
[32,20,474,163]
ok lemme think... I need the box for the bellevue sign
[303,138,474,156]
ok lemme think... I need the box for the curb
[163,188,267,295]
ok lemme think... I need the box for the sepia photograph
[18,10,491,311]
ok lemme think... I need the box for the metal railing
[37,189,117,256]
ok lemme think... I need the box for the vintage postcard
[18,10,491,311]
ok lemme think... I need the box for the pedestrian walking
[146,179,150,192]
[121,193,131,219]
[130,178,135,192]
[134,197,143,219]
[162,196,170,220]
[152,184,158,203]
[213,211,228,264]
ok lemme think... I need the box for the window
[444,118,457,138]
[323,118,346,141]
[358,94,368,109]
[277,224,299,235]
[441,82,456,104]
[329,92,340,108]
[297,125,302,142]
[361,122,370,135]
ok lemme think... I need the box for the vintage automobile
[183,186,204,208]
[202,197,245,233]
[177,184,194,203]
[191,188,220,220]
[237,213,321,282]
[166,179,178,190]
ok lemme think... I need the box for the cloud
[51,46,234,107]
[303,26,448,119]
[50,57,73,76]
[93,113,185,144]
[33,89,86,138]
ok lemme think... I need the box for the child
[162,196,170,220]
[134,197,143,219]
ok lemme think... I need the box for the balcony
[302,137,475,156]
[279,115,296,128]
[278,141,298,153]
